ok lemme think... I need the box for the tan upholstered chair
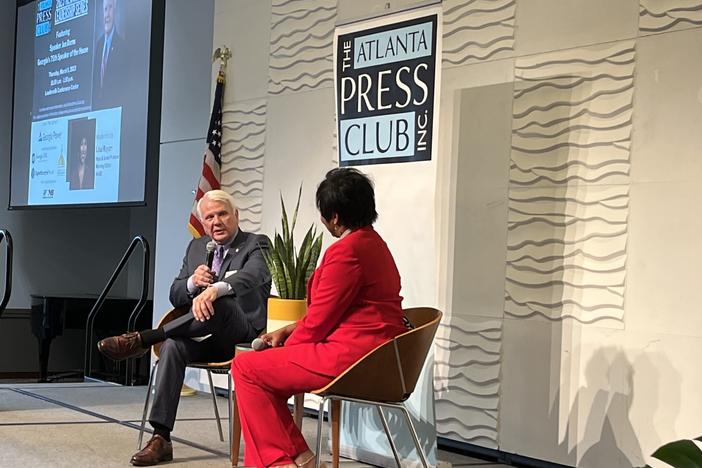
[310,307,442,468]
[138,307,235,454]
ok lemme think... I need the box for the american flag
[188,71,224,238]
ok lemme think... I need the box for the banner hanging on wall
[334,9,439,166]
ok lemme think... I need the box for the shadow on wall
[575,349,642,468]
[555,348,679,468]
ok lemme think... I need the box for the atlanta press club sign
[334,10,439,166]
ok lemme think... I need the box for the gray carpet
[0,382,508,467]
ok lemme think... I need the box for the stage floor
[0,382,508,467]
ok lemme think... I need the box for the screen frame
[8,0,165,210]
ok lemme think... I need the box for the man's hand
[192,286,218,321]
[260,323,297,347]
[190,264,214,288]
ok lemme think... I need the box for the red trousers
[231,346,333,467]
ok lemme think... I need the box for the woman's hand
[260,323,297,347]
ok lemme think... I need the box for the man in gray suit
[98,189,271,466]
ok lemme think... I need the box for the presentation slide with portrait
[10,0,155,208]
[27,107,121,205]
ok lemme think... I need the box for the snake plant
[263,185,323,300]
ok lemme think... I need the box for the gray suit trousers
[148,296,258,431]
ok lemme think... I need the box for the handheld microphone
[251,337,270,351]
[205,241,216,270]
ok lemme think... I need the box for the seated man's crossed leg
[98,296,258,466]
[97,190,271,467]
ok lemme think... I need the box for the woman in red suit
[231,168,407,468]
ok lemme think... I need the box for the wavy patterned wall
[268,0,337,95]
[221,99,267,232]
[434,316,501,448]
[435,1,515,447]
[640,0,702,34]
[506,41,635,325]
[442,0,515,67]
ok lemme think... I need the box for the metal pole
[0,230,13,317]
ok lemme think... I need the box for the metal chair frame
[136,307,235,459]
[138,359,234,451]
[310,307,442,468]
[314,395,428,468]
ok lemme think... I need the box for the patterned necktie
[211,246,225,278]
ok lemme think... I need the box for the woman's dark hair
[316,168,378,229]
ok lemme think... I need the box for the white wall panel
[639,0,702,35]
[221,99,267,232]
[268,0,337,95]
[514,0,638,57]
[441,0,515,67]
[505,41,635,326]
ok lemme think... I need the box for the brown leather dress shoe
[130,434,173,466]
[97,332,149,361]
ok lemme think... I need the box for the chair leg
[288,392,306,466]
[231,389,242,467]
[293,393,304,428]
[206,370,224,442]
[399,404,429,468]
[227,371,232,459]
[315,397,327,468]
[330,399,340,468]
[377,406,402,467]
[138,360,159,450]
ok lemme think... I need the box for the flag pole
[186,46,230,238]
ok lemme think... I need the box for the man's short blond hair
[197,190,238,219]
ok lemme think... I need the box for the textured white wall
[205,1,702,467]
[439,1,702,467]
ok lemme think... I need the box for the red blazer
[284,226,406,377]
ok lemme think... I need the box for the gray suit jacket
[169,230,271,332]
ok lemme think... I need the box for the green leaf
[280,193,289,244]
[276,232,295,297]
[291,184,302,234]
[306,233,323,281]
[280,191,296,281]
[288,186,304,276]
[270,255,285,297]
[652,439,702,468]
[272,234,290,298]
[293,225,315,298]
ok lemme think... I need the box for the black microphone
[205,240,216,270]
[251,337,270,351]
[200,241,217,288]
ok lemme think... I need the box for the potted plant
[263,186,323,332]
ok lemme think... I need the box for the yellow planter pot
[267,297,307,333]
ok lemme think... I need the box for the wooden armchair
[310,307,442,468]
